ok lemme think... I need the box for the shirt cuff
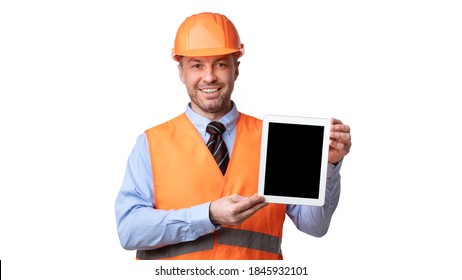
[326,159,343,190]
[190,202,218,235]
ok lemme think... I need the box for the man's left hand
[328,118,351,164]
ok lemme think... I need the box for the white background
[1,0,461,279]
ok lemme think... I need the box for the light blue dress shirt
[115,103,342,250]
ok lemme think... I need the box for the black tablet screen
[263,122,325,199]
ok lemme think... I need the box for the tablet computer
[257,115,331,206]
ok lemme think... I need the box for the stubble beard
[189,87,233,114]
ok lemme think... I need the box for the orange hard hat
[172,12,244,62]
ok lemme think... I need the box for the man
[115,12,351,260]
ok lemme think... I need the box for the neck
[191,101,233,121]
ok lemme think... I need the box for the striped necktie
[206,121,229,175]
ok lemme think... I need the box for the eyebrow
[187,58,203,64]
[186,56,230,64]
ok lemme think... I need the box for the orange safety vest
[137,113,286,260]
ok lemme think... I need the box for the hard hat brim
[172,47,244,62]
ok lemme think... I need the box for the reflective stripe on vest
[137,228,282,260]
[137,233,214,260]
[217,228,281,255]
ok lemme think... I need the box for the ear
[178,64,185,84]
[234,61,240,81]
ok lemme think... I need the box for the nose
[202,65,217,83]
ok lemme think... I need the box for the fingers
[330,118,351,142]
[236,200,268,222]
[235,194,267,217]
[330,117,342,125]
[235,194,266,212]
[210,194,268,226]
[230,194,267,222]
[330,119,350,134]
[328,118,352,163]
[329,139,351,153]
[330,130,351,143]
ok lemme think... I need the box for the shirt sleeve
[115,134,216,251]
[286,161,342,237]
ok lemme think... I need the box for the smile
[200,88,219,93]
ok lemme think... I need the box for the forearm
[287,161,342,237]
[116,199,216,250]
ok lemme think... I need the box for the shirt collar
[185,101,239,136]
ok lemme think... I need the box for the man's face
[178,54,239,120]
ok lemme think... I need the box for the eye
[191,64,202,69]
[215,62,227,68]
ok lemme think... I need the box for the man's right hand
[209,194,268,226]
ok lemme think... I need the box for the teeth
[201,88,218,93]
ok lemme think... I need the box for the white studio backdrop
[1,1,461,279]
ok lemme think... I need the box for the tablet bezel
[257,114,331,206]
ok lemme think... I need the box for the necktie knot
[206,121,226,135]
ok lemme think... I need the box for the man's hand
[209,194,268,226]
[329,118,352,164]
